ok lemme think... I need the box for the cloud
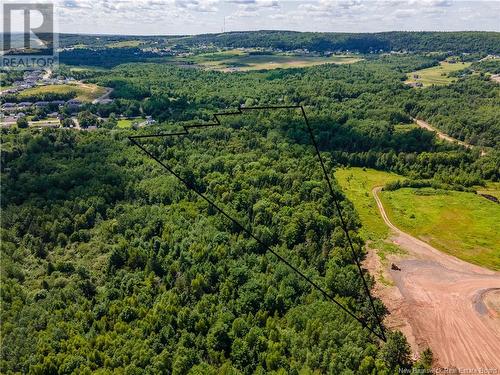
[227,0,279,9]
[57,0,218,14]
[297,0,366,19]
[62,0,89,8]
[412,0,452,6]
[255,0,279,8]
[268,13,286,19]
[227,0,279,20]
[393,8,418,18]
[175,0,219,12]
[230,9,259,17]
[226,0,254,3]
[50,0,499,34]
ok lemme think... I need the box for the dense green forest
[59,48,163,69]
[1,122,425,373]
[57,31,500,54]
[179,31,500,54]
[2,32,499,373]
[1,90,77,103]
[407,76,500,148]
[79,54,499,180]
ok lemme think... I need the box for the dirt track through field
[371,187,500,368]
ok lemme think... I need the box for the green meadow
[116,118,134,128]
[116,117,145,128]
[186,50,363,71]
[17,83,107,102]
[335,167,401,241]
[405,61,472,87]
[477,181,500,200]
[381,188,500,270]
[335,168,407,284]
[106,40,143,48]
[336,168,500,270]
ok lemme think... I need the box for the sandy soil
[369,187,500,368]
[482,289,500,319]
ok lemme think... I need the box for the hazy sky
[4,0,500,35]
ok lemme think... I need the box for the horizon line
[1,29,499,38]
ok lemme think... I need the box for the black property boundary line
[128,105,387,342]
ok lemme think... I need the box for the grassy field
[335,168,406,284]
[187,50,363,71]
[17,83,107,102]
[405,61,472,87]
[335,168,402,241]
[336,167,500,270]
[106,40,142,48]
[381,188,500,270]
[117,119,133,128]
[69,66,109,73]
[116,118,142,128]
[394,123,419,133]
[477,182,500,200]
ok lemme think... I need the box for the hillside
[56,31,500,54]
[180,31,500,54]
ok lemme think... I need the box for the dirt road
[413,118,474,149]
[371,187,500,368]
[91,86,113,104]
[414,118,488,156]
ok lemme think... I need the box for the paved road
[372,187,500,368]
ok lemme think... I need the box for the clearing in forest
[106,40,143,48]
[336,167,500,368]
[336,167,500,270]
[335,168,401,242]
[380,187,500,270]
[405,61,472,87]
[17,83,107,102]
[184,50,363,71]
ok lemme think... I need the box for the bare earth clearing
[368,187,500,368]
